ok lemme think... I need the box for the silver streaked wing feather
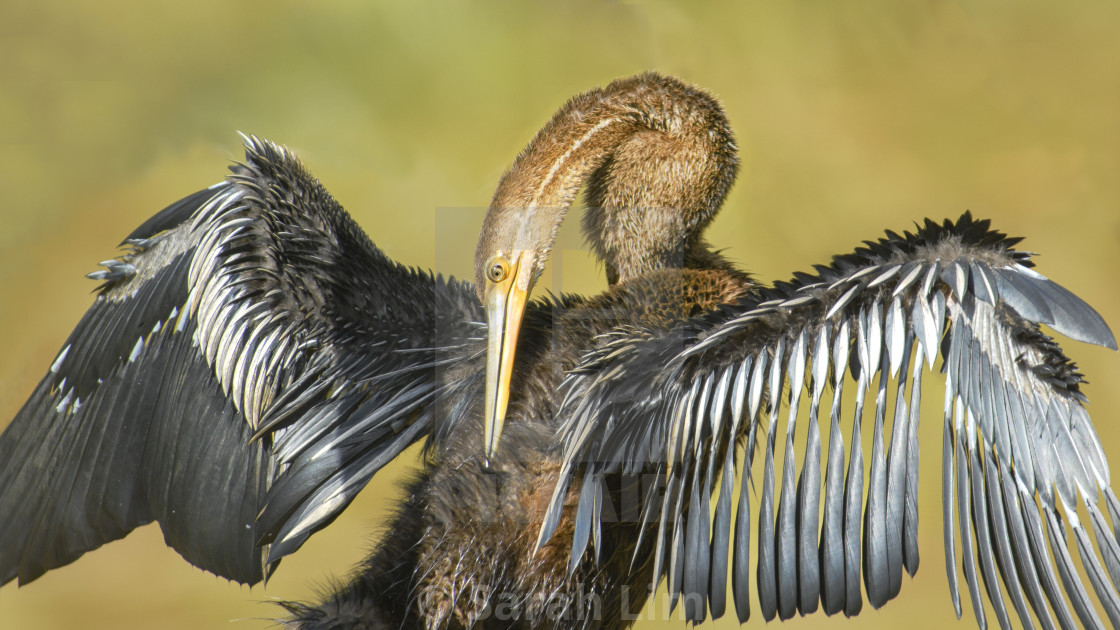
[549,213,1119,627]
[0,136,485,587]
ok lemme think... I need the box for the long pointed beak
[483,255,531,466]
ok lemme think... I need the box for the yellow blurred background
[1,1,1118,629]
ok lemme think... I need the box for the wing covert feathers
[0,136,483,587]
[549,212,1119,627]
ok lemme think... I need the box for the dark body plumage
[285,266,754,629]
[2,74,1119,630]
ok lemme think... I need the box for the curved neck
[477,73,739,289]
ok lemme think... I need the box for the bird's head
[474,203,559,466]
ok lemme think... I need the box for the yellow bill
[482,252,531,466]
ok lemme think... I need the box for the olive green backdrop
[1,1,1118,629]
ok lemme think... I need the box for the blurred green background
[1,1,1118,629]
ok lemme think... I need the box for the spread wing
[0,136,484,587]
[545,213,1120,628]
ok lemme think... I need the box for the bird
[0,72,1118,630]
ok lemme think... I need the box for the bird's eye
[487,257,509,283]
